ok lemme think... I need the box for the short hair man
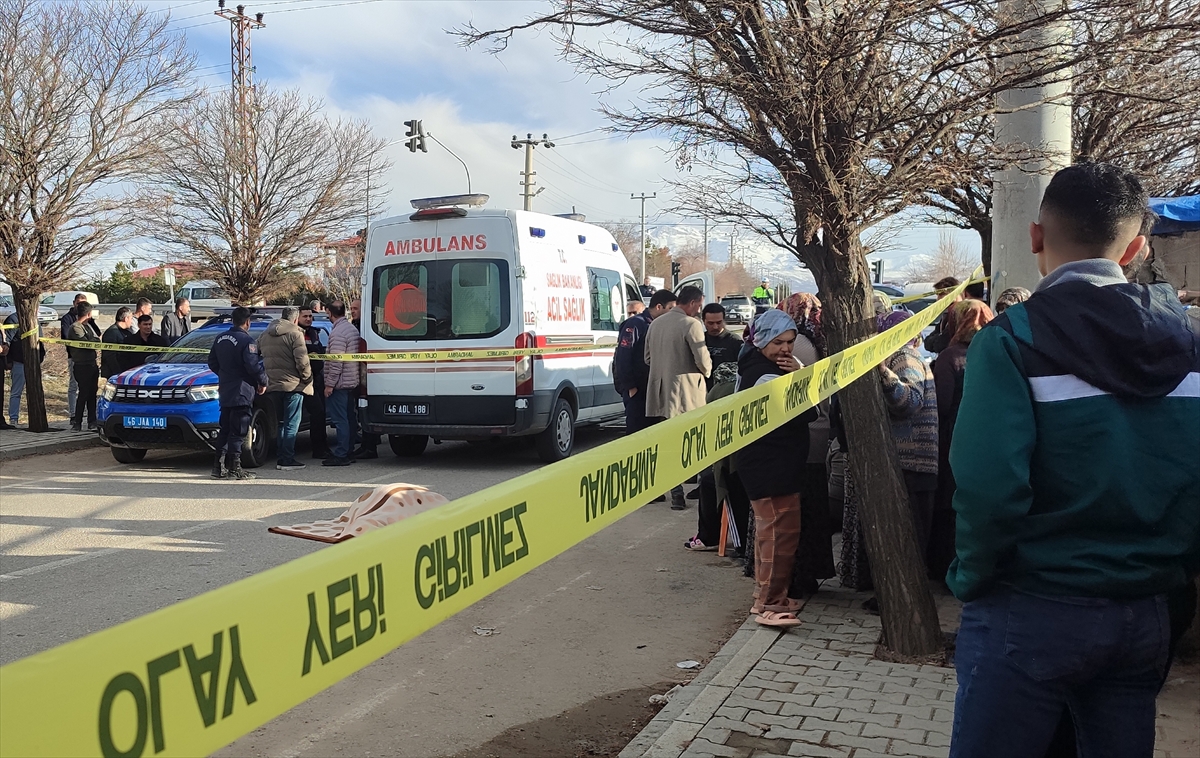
[947,163,1200,757]
[206,306,267,479]
[257,305,312,471]
[701,303,740,389]
[127,314,169,369]
[613,290,677,442]
[60,292,90,415]
[134,298,153,319]
[65,302,101,431]
[160,296,191,343]
[322,301,361,466]
[308,299,324,313]
[298,307,328,458]
[644,285,711,509]
[626,300,645,319]
[101,306,135,378]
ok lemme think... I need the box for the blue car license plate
[124,416,167,429]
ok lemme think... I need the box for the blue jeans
[950,589,1170,758]
[327,388,357,460]
[273,391,304,464]
[8,362,26,424]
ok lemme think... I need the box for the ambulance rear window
[371,260,510,340]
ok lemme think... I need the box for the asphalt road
[0,430,754,756]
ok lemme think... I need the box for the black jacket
[704,329,742,388]
[733,348,817,500]
[207,326,267,408]
[613,312,652,394]
[303,325,325,388]
[101,324,135,378]
[4,314,45,365]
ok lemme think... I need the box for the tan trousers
[752,493,802,613]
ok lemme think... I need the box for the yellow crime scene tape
[0,279,967,758]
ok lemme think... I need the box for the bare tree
[923,1,1200,274]
[906,232,978,283]
[0,0,194,431]
[595,221,643,274]
[460,0,1196,656]
[138,87,390,304]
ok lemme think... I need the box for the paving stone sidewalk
[622,583,958,758]
[0,424,99,460]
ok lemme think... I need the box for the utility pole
[730,229,737,267]
[990,0,1070,302]
[511,133,554,211]
[702,217,709,269]
[631,192,656,281]
[215,0,265,245]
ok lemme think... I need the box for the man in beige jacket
[644,285,712,508]
[257,306,313,471]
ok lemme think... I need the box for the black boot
[211,452,227,479]
[226,453,256,480]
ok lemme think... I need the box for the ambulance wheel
[111,447,147,464]
[536,398,575,462]
[389,434,428,457]
[241,403,275,469]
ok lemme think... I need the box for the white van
[359,195,643,462]
[169,280,232,318]
[41,291,99,309]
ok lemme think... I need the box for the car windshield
[722,297,750,306]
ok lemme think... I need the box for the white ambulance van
[359,195,644,462]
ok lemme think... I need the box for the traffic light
[403,119,428,153]
[869,259,884,284]
[671,260,681,286]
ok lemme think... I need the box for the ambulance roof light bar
[410,194,489,210]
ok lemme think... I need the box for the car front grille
[111,386,191,403]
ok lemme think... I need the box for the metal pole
[703,217,709,269]
[523,139,534,211]
[632,192,656,280]
[991,0,1071,302]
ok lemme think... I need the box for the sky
[95,0,980,283]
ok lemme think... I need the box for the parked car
[97,309,331,466]
[0,297,60,324]
[872,283,906,299]
[719,294,754,325]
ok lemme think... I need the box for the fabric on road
[0,431,754,756]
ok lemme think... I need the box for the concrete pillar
[990,0,1072,302]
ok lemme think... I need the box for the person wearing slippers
[734,310,819,629]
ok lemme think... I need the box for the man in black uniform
[207,307,267,480]
[613,289,676,435]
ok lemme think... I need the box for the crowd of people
[614,163,1199,758]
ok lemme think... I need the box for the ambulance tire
[389,434,429,457]
[536,397,575,462]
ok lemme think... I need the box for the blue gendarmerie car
[97,310,330,467]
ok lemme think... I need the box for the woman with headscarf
[775,294,835,597]
[928,299,993,580]
[734,310,818,628]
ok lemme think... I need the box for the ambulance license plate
[124,416,167,429]
[384,403,430,417]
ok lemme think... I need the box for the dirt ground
[1158,658,1200,757]
[451,683,673,758]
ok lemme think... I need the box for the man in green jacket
[947,164,1200,758]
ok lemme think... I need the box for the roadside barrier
[0,278,966,758]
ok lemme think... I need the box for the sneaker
[322,457,352,467]
[686,488,700,500]
[276,461,307,471]
[87,424,99,431]
[351,447,378,460]
[311,451,328,460]
[651,493,666,503]
[70,424,82,432]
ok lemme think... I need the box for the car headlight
[102,383,117,401]
[187,385,221,403]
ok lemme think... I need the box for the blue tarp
[1150,196,1200,234]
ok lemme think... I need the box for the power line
[542,148,628,194]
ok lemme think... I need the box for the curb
[619,619,781,758]
[0,432,102,461]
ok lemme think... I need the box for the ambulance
[359,195,644,461]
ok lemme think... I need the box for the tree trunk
[809,232,944,658]
[14,289,50,432]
